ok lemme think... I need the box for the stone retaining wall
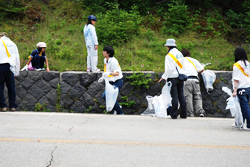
[4,71,233,117]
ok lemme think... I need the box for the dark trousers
[32,55,45,69]
[102,79,123,114]
[167,78,187,118]
[0,71,17,108]
[237,88,250,128]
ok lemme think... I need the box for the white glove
[21,65,28,71]
[103,72,111,78]
[98,76,104,82]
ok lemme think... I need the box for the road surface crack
[46,146,57,167]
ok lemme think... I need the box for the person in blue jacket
[83,15,100,72]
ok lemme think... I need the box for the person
[232,47,250,131]
[181,49,205,117]
[100,46,123,115]
[0,32,20,112]
[21,42,50,71]
[158,39,187,119]
[83,15,100,72]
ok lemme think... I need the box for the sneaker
[10,108,16,112]
[35,68,42,71]
[87,68,91,72]
[199,113,204,117]
[243,127,250,131]
[92,69,100,73]
[1,107,7,112]
[41,68,45,71]
[232,123,244,129]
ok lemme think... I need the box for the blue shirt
[30,49,46,58]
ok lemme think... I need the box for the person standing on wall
[181,49,205,117]
[158,39,187,119]
[83,15,100,72]
[232,47,250,131]
[0,32,20,112]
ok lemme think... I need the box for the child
[100,46,124,114]
[21,42,50,71]
[83,15,100,72]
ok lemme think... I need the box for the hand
[21,65,28,71]
[158,78,164,83]
[46,67,50,72]
[95,45,98,50]
[103,72,111,78]
[98,77,104,82]
[233,90,237,97]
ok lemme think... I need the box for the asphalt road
[0,112,249,167]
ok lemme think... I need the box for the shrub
[96,4,141,46]
[0,0,27,21]
[126,71,152,89]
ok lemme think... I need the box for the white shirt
[83,24,98,46]
[0,36,20,76]
[232,60,250,89]
[104,57,123,82]
[184,57,204,77]
[162,48,187,80]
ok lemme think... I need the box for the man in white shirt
[0,32,20,112]
[181,49,205,117]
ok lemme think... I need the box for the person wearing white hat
[159,39,187,119]
[21,42,50,71]
[0,32,20,112]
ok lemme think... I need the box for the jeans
[237,88,250,128]
[167,78,187,118]
[184,79,205,116]
[0,71,17,109]
[102,79,123,114]
[31,55,45,69]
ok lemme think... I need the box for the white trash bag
[105,78,119,112]
[153,95,167,118]
[201,70,216,93]
[161,81,172,109]
[141,95,155,116]
[222,86,243,128]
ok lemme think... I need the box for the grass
[0,1,247,72]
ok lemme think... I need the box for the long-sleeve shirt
[83,24,98,46]
[184,57,204,77]
[0,36,20,76]
[161,48,186,80]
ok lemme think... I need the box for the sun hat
[164,39,177,47]
[0,32,8,37]
[36,42,47,48]
[88,15,97,21]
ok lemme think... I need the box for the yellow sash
[104,63,113,77]
[1,39,11,58]
[185,57,197,71]
[168,53,183,69]
[234,62,249,77]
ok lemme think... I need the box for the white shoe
[35,68,42,71]
[199,113,204,117]
[232,123,244,129]
[92,69,100,73]
[243,127,250,131]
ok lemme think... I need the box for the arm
[233,80,239,97]
[45,57,50,72]
[26,57,33,65]
[90,26,98,50]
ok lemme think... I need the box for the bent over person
[181,49,205,117]
[0,32,20,112]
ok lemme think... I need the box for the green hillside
[1,0,250,72]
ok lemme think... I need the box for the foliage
[0,0,27,21]
[126,71,152,89]
[35,103,50,112]
[85,106,92,113]
[161,0,190,35]
[96,3,141,46]
[120,100,136,107]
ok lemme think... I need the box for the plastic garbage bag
[153,95,167,118]
[105,77,119,112]
[161,81,172,109]
[141,95,155,116]
[201,70,216,93]
[222,86,243,128]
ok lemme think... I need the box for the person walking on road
[181,49,205,117]
[0,32,20,112]
[158,39,187,119]
[232,47,250,131]
[84,15,100,72]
